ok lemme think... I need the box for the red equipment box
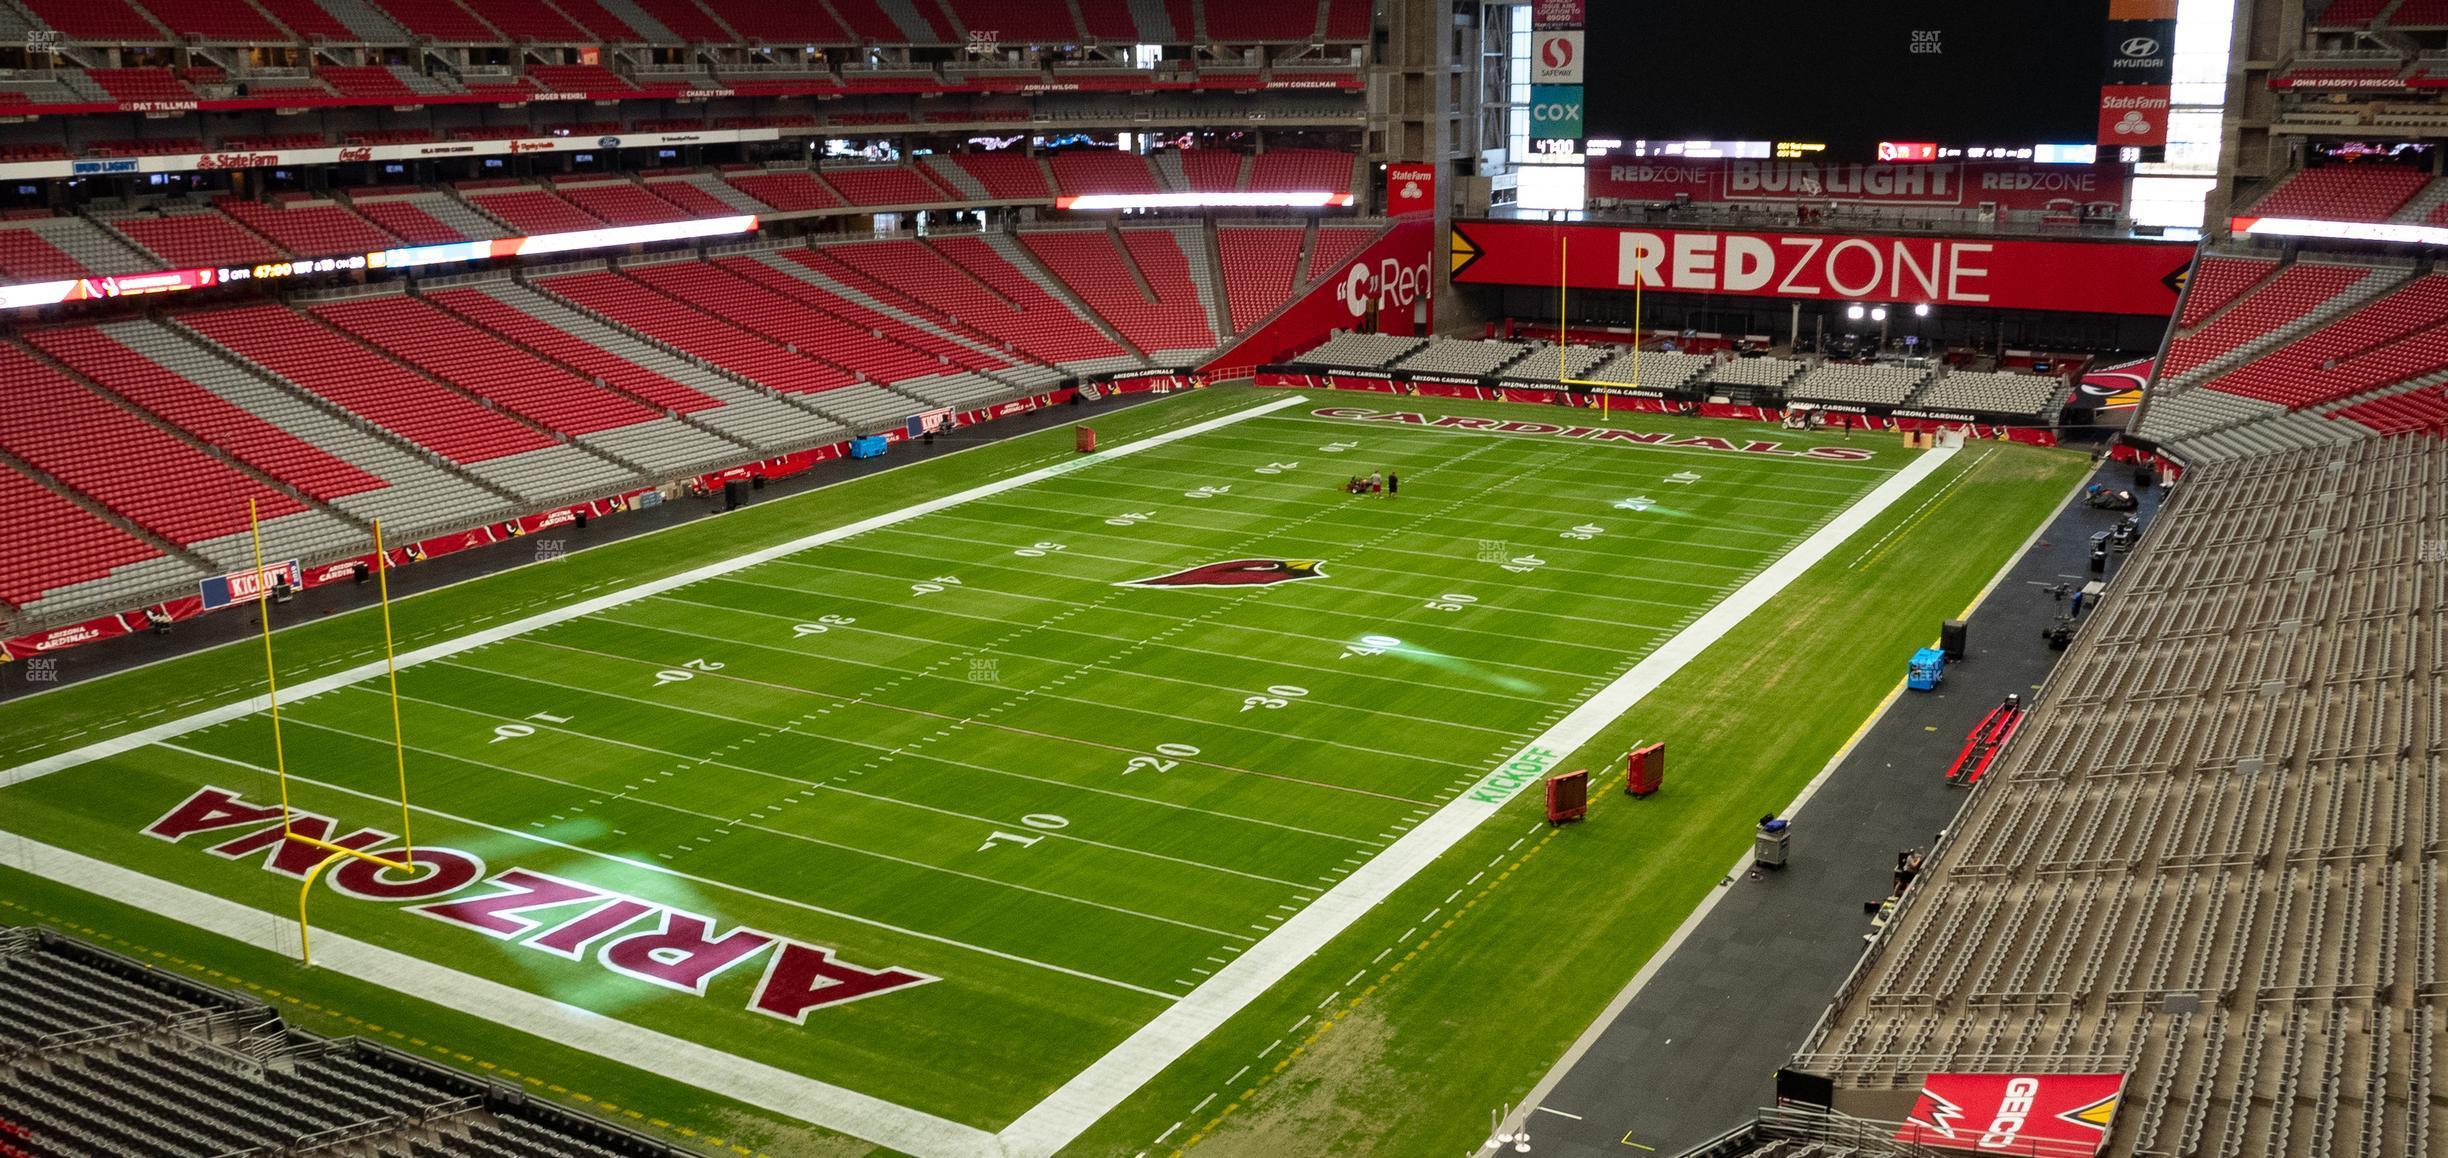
[1545,769,1589,826]
[1075,425,1097,453]
[1626,742,1665,797]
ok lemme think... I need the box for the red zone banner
[143,786,933,1020]
[1449,220,2191,316]
[1899,1072,2124,1156]
[1585,159,2130,212]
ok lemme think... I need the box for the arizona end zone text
[1311,408,1877,461]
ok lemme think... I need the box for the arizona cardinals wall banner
[1121,559,1329,589]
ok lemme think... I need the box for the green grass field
[0,387,2087,1157]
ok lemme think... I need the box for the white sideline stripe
[991,444,1961,1158]
[0,393,1310,795]
[1488,454,2088,1147]
[0,830,1002,1158]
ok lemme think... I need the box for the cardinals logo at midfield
[1121,559,1327,589]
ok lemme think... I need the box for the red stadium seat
[126,0,290,40]
[108,210,288,267]
[1218,225,1303,331]
[27,326,390,504]
[17,0,168,41]
[216,200,397,258]
[462,186,604,235]
[0,344,306,546]
[179,304,555,463]
[0,460,165,611]
[1020,228,1215,354]
[537,269,858,394]
[312,295,663,435]
[362,0,499,41]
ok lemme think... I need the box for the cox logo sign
[1339,257,1430,320]
[1529,84,1583,140]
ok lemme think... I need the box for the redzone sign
[1449,220,2189,316]
[1900,1072,2124,1155]
[144,787,935,1021]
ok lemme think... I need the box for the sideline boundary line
[1495,456,2097,1141]
[1,403,1957,1158]
[992,444,1960,1157]
[0,394,1307,794]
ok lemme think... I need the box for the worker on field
[1386,469,1399,498]
[1368,470,1383,494]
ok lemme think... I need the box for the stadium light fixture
[1871,307,1888,322]
[1846,304,1865,321]
[1055,192,1356,210]
[1914,303,1932,317]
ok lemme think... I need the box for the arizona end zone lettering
[1311,408,1876,461]
[1448,221,2190,317]
[142,787,934,1021]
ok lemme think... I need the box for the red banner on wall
[1387,163,1439,215]
[2098,85,2170,146]
[1586,159,2130,212]
[1899,1073,2124,1156]
[1448,220,2190,316]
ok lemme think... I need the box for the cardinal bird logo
[1121,559,1327,589]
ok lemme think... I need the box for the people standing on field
[1387,470,1400,498]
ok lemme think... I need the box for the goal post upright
[248,503,420,965]
[1556,230,1646,398]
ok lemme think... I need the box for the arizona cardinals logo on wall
[1121,559,1327,588]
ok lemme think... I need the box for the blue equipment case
[1907,646,1946,691]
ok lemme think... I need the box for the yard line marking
[648,591,1565,705]
[345,687,1320,888]
[1534,1105,1583,1120]
[2,393,1310,795]
[1155,1121,1184,1144]
[150,744,1181,1004]
[994,444,1956,1158]
[269,716,1261,942]
[452,646,1437,807]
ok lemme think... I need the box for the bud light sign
[198,559,301,610]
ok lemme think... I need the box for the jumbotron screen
[1583,1,2115,160]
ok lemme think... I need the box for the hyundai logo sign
[2119,37,2159,58]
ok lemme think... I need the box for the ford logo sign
[598,136,622,148]
[2120,37,2160,58]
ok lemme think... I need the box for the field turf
[0,386,2085,1156]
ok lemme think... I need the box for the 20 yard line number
[1123,743,1203,775]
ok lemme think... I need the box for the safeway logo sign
[1533,31,1585,84]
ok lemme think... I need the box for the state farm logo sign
[1532,31,1584,84]
[1340,256,1430,319]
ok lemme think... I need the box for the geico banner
[1899,1072,2123,1156]
[1587,159,2130,211]
[1204,216,1433,370]
[1448,220,2191,316]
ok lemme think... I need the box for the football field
[0,388,1970,1155]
